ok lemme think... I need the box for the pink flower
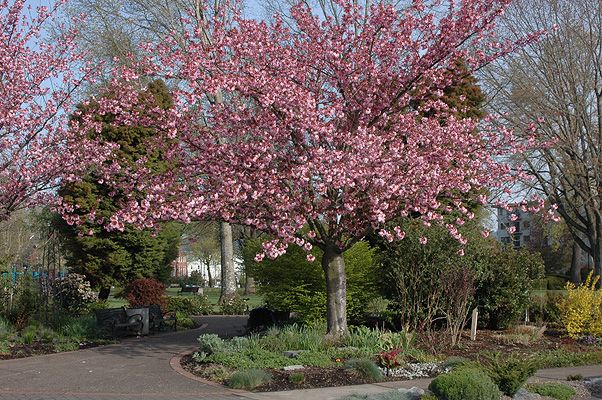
[419,237,428,245]
[306,254,316,262]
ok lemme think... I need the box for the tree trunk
[219,221,237,304]
[206,260,214,288]
[322,248,348,336]
[570,243,583,284]
[244,275,256,295]
[98,287,111,300]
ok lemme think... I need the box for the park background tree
[482,0,602,277]
[56,80,182,299]
[61,0,240,302]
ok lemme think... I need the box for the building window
[501,237,511,244]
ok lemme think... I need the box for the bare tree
[482,0,602,277]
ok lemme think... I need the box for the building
[494,206,533,248]
[171,250,188,277]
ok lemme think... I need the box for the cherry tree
[0,0,100,219]
[84,0,545,335]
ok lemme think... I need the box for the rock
[513,388,542,400]
[396,387,424,400]
[283,350,303,358]
[282,365,304,371]
[585,377,602,397]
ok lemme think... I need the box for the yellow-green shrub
[558,272,602,338]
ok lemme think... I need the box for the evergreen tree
[56,81,182,299]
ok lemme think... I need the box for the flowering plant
[378,348,405,372]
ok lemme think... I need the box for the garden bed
[180,326,602,394]
[0,340,105,360]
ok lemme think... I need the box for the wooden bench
[94,307,144,337]
[179,286,202,294]
[148,304,177,332]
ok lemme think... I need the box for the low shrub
[525,382,576,400]
[547,275,569,290]
[227,369,272,390]
[529,349,602,369]
[566,374,583,381]
[428,367,501,400]
[288,372,305,384]
[344,358,384,382]
[558,272,602,338]
[197,334,225,357]
[204,364,232,382]
[123,278,167,310]
[343,391,426,400]
[479,353,536,396]
[175,311,195,329]
[52,273,98,315]
[167,295,212,316]
[219,294,247,315]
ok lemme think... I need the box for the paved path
[1,316,601,400]
[0,316,248,400]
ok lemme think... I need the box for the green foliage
[56,81,182,291]
[245,239,378,324]
[197,333,225,357]
[219,294,247,315]
[344,358,384,382]
[343,391,429,400]
[123,278,167,310]
[175,311,195,329]
[376,217,544,331]
[53,273,98,315]
[475,246,544,329]
[428,367,501,400]
[167,295,212,316]
[529,293,563,325]
[566,374,583,381]
[479,353,536,396]
[2,275,43,326]
[227,369,272,390]
[288,372,305,384]
[527,349,602,369]
[525,383,576,400]
[546,276,568,290]
[204,364,232,382]
[55,315,97,341]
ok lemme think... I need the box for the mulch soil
[0,341,102,360]
[429,329,595,359]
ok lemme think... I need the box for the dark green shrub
[175,311,195,329]
[288,372,305,384]
[123,278,167,310]
[428,367,501,400]
[344,358,384,382]
[529,293,562,325]
[475,247,544,329]
[53,273,98,315]
[525,383,576,400]
[245,239,378,324]
[546,275,568,290]
[480,353,536,396]
[227,369,272,390]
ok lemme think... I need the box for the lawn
[108,286,264,313]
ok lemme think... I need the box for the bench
[179,286,202,294]
[148,304,177,332]
[94,307,144,337]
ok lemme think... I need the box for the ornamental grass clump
[480,352,537,396]
[558,272,602,338]
[344,358,384,382]
[227,369,272,390]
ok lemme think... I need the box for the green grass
[110,287,263,313]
